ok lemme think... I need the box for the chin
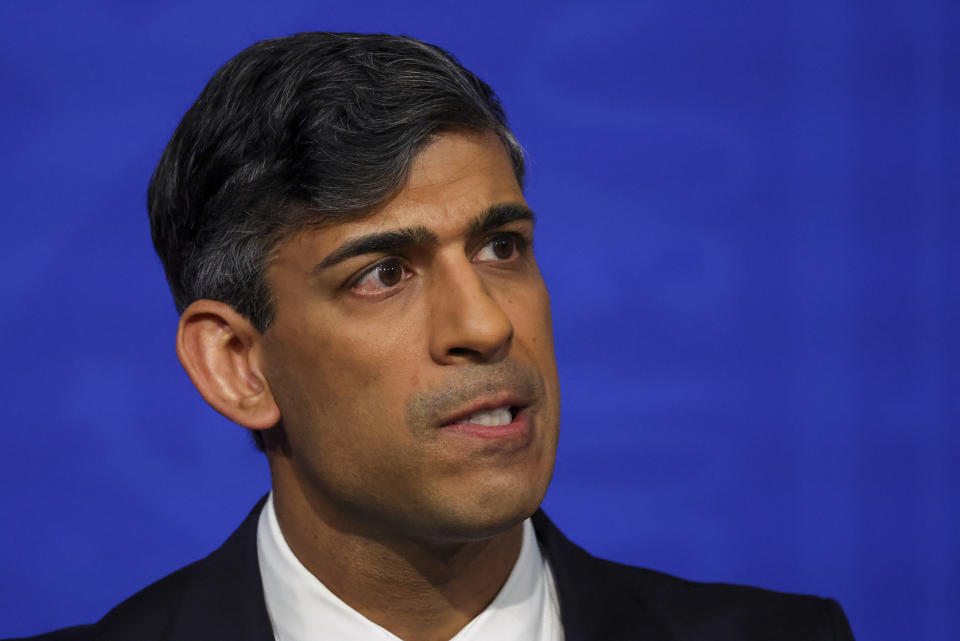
[415,471,552,543]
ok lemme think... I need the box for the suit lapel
[532,510,669,641]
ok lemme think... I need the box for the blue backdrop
[1,2,956,639]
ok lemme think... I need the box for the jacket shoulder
[8,496,272,641]
[598,557,854,640]
[9,558,209,641]
[531,510,854,640]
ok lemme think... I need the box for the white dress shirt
[257,493,563,641]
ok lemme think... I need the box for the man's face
[259,131,560,542]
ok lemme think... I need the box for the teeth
[462,406,512,427]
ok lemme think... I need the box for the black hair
[147,32,524,451]
[148,31,524,331]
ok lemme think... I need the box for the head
[149,33,560,542]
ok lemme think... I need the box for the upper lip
[438,394,528,427]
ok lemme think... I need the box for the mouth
[407,361,545,443]
[439,400,529,440]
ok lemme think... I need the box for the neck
[268,458,525,641]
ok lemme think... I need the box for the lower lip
[441,409,530,440]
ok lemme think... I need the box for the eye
[474,234,522,263]
[351,258,411,296]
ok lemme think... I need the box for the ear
[176,300,281,431]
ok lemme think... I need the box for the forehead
[400,131,521,202]
[368,131,523,230]
[295,132,526,253]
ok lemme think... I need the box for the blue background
[1,1,956,639]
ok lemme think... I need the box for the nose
[428,258,514,365]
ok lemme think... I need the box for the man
[16,32,854,641]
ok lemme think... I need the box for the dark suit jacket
[14,498,855,640]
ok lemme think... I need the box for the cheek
[510,284,561,413]
[511,283,555,356]
[266,322,422,446]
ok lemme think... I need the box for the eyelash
[347,232,529,296]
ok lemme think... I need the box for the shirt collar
[257,492,562,641]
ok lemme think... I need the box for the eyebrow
[315,202,536,271]
[469,202,536,237]
[316,227,438,270]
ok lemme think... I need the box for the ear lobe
[176,300,281,431]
